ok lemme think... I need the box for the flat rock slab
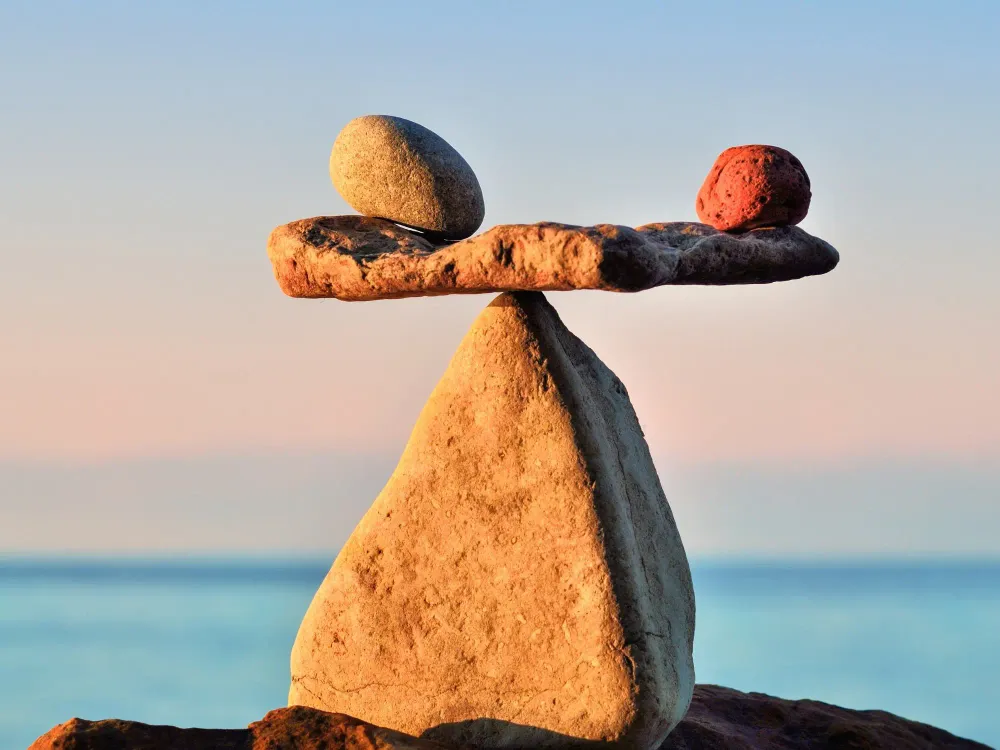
[267,215,839,301]
[29,686,989,749]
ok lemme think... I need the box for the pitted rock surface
[289,291,696,749]
[696,145,812,231]
[267,215,838,301]
[28,706,457,750]
[664,684,991,749]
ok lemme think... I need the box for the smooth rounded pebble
[330,115,485,240]
[696,145,811,231]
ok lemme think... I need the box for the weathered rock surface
[664,685,991,749]
[330,115,485,240]
[290,291,696,749]
[267,215,838,301]
[28,705,456,750]
[696,145,812,231]
[29,719,244,750]
[29,686,991,749]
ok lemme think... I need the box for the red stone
[697,145,812,231]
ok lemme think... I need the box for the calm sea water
[0,559,997,748]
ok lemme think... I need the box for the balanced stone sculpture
[24,123,985,750]
[267,118,840,750]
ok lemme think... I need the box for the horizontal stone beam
[267,216,839,302]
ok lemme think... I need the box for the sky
[1,1,998,554]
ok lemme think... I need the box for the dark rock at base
[663,685,991,749]
[28,686,990,749]
[28,706,456,750]
[250,706,456,750]
[27,718,245,749]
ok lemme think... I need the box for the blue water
[1,560,997,748]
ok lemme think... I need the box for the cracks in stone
[295,673,460,701]
[296,669,576,723]
[495,240,515,268]
[610,642,639,690]
[506,688,559,725]
[602,383,659,644]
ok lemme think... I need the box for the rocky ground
[30,684,990,749]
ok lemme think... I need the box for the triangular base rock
[290,292,695,749]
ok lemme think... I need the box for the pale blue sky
[1,1,997,553]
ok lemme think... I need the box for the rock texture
[250,707,457,750]
[289,291,696,749]
[29,719,244,750]
[696,145,812,231]
[28,706,456,750]
[29,686,991,749]
[663,685,992,749]
[267,215,838,301]
[330,115,485,240]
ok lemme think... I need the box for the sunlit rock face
[289,291,695,749]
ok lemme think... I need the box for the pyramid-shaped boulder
[289,292,695,749]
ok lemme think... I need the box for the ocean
[0,559,997,749]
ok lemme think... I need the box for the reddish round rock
[696,145,811,231]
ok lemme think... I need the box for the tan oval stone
[330,115,485,240]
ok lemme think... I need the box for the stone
[29,687,991,749]
[661,684,991,749]
[330,115,485,241]
[289,291,696,749]
[28,706,457,750]
[267,215,838,301]
[696,145,812,232]
[28,719,244,750]
[249,707,458,750]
